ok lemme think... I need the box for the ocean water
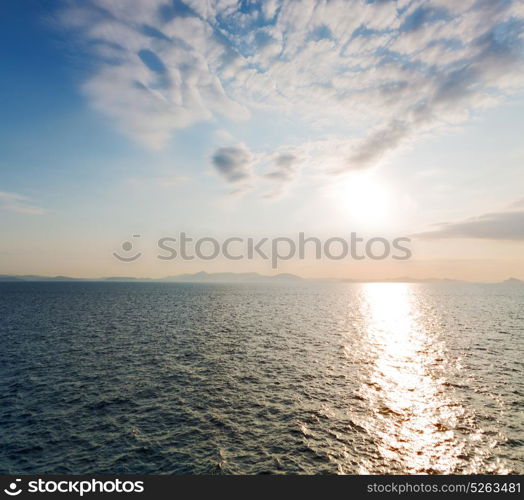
[0,281,522,475]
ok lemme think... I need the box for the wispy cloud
[414,200,524,241]
[264,152,301,182]
[0,191,46,215]
[60,0,524,180]
[510,197,524,208]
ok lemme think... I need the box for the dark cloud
[432,66,479,106]
[414,210,524,241]
[275,153,298,168]
[211,146,253,182]
[344,120,411,171]
[265,153,300,181]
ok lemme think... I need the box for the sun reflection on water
[358,283,468,474]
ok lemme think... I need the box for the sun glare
[341,174,392,226]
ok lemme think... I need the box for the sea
[0,281,522,474]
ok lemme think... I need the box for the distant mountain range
[0,272,305,284]
[0,273,522,285]
[0,274,81,282]
[332,277,465,284]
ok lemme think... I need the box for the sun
[340,173,392,226]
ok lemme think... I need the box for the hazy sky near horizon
[1,0,523,280]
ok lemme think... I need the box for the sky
[0,0,523,281]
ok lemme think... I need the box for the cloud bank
[60,0,524,182]
[415,204,524,241]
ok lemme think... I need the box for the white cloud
[61,0,524,177]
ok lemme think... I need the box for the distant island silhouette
[0,273,522,285]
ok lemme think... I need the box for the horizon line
[1,272,523,285]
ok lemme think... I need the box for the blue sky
[1,0,523,280]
